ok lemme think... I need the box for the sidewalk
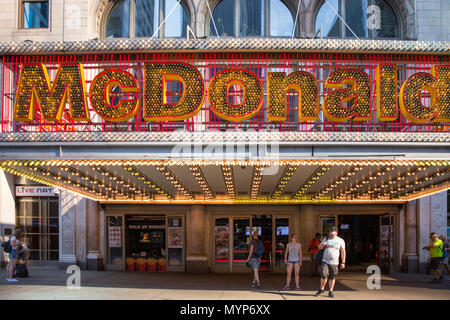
[0,267,449,300]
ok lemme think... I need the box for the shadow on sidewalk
[0,267,359,293]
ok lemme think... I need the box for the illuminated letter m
[13,63,89,122]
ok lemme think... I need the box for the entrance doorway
[338,215,378,271]
[337,214,395,272]
[214,215,290,273]
[16,198,59,264]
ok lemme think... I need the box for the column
[59,190,78,269]
[186,205,208,273]
[401,200,418,273]
[299,205,316,275]
[86,199,104,270]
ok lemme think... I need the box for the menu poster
[108,226,122,248]
[168,227,183,248]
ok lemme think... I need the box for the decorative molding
[0,38,448,55]
[0,132,448,144]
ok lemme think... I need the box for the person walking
[282,234,302,290]
[246,230,263,289]
[6,228,24,282]
[314,226,346,298]
[438,235,449,278]
[422,232,444,283]
[308,233,321,276]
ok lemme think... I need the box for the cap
[329,226,338,232]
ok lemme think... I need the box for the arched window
[209,0,295,37]
[105,0,191,38]
[314,0,400,39]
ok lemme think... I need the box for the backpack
[314,238,327,264]
[14,263,28,278]
[441,243,447,258]
[1,238,12,253]
[254,240,264,258]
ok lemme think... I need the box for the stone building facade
[0,0,448,274]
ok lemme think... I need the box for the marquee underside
[2,158,449,204]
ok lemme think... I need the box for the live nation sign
[11,61,450,125]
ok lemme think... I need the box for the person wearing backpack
[6,228,24,282]
[246,230,264,289]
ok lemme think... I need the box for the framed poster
[168,227,183,248]
[108,226,122,248]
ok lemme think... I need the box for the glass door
[379,214,394,273]
[106,215,124,270]
[232,217,250,271]
[167,216,185,272]
[273,217,289,272]
[16,198,59,264]
[214,217,230,272]
[214,215,289,273]
[252,215,273,272]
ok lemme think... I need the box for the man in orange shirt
[309,233,322,276]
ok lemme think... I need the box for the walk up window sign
[1,52,448,134]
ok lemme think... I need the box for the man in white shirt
[314,226,346,298]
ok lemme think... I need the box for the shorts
[320,262,339,280]
[287,260,300,265]
[430,257,443,270]
[9,249,18,260]
[250,257,261,269]
[442,256,448,265]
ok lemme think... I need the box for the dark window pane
[24,218,41,233]
[345,0,369,38]
[106,0,130,38]
[315,0,341,37]
[374,0,399,38]
[165,0,190,37]
[49,251,59,260]
[211,0,235,36]
[270,0,293,37]
[24,1,49,28]
[29,251,40,260]
[240,0,264,36]
[49,235,59,250]
[135,0,158,37]
[48,201,59,217]
[28,235,41,251]
[48,218,59,234]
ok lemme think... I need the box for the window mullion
[235,0,240,37]
[130,0,135,38]
[340,0,345,38]
[264,0,269,37]
[160,0,165,38]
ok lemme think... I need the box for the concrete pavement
[0,266,449,300]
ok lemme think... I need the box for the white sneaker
[7,278,18,282]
